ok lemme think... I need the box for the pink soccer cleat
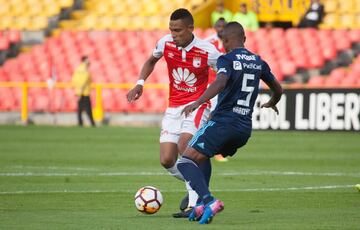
[198,199,224,224]
[188,203,205,221]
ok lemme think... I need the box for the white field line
[0,184,355,195]
[1,171,360,177]
[6,165,100,171]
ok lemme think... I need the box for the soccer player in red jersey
[205,18,228,162]
[127,8,221,217]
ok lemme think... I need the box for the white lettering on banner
[294,93,360,131]
[344,94,360,130]
[309,93,316,129]
[295,94,307,129]
[255,92,359,131]
[253,94,289,130]
[331,94,344,130]
[316,93,331,130]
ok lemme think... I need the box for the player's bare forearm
[138,55,160,81]
[182,74,228,116]
[127,55,160,102]
[261,78,283,114]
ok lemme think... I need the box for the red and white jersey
[153,34,221,107]
[205,34,225,54]
[205,34,225,84]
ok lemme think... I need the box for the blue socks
[199,158,211,186]
[177,157,211,200]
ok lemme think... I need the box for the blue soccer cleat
[198,199,224,224]
[188,203,204,221]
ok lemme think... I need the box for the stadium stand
[0,30,21,65]
[1,28,359,113]
[320,0,360,29]
[59,0,206,30]
[0,0,76,31]
[0,0,359,117]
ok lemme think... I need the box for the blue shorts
[188,120,250,158]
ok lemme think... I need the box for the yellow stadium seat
[0,3,10,16]
[338,1,354,13]
[320,13,339,29]
[111,16,132,30]
[97,16,115,30]
[111,3,127,15]
[356,14,360,28]
[59,20,78,29]
[79,15,98,30]
[29,16,49,30]
[339,14,355,29]
[42,5,62,17]
[71,10,88,20]
[28,3,43,16]
[13,17,31,30]
[143,3,161,16]
[59,0,74,8]
[0,16,12,30]
[10,4,28,17]
[94,3,109,16]
[130,16,145,30]
[355,1,360,13]
[324,0,338,13]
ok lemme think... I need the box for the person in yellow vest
[211,1,233,26]
[232,3,259,31]
[71,56,95,127]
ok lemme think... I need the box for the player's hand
[126,85,143,103]
[182,102,200,117]
[260,102,279,115]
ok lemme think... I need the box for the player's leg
[84,96,95,126]
[176,104,212,215]
[77,96,84,126]
[159,107,183,179]
[159,107,195,217]
[209,96,228,163]
[177,148,224,224]
[177,120,228,223]
[160,142,182,179]
[173,133,201,217]
[214,154,228,162]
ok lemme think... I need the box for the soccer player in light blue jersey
[176,22,283,224]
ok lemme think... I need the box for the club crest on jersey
[193,57,202,68]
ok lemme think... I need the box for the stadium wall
[255,88,360,131]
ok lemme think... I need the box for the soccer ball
[134,186,163,214]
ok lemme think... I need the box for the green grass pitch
[0,125,359,229]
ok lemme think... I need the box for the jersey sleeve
[260,60,276,82]
[152,34,172,58]
[216,55,232,78]
[207,44,221,70]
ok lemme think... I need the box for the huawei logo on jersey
[172,67,197,92]
[172,67,196,86]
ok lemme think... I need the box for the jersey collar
[178,35,197,52]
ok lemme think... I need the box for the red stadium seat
[308,76,325,86]
[0,36,9,50]
[280,60,297,76]
[329,67,347,81]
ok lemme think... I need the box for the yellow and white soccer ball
[134,186,163,214]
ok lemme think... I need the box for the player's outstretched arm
[182,74,228,117]
[260,78,283,114]
[126,55,160,103]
